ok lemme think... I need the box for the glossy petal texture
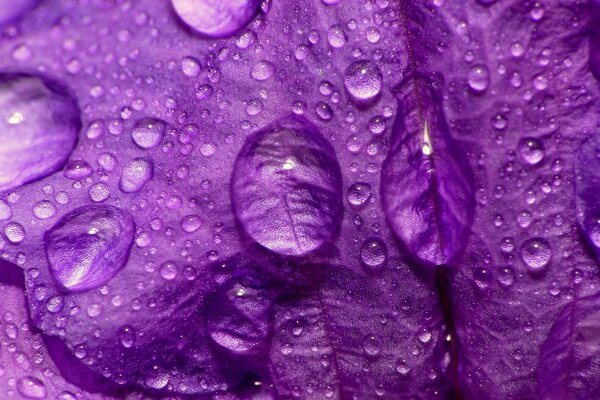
[575,134,600,258]
[381,76,475,267]
[44,205,135,292]
[538,294,600,399]
[171,0,260,39]
[0,73,80,192]
[231,115,343,256]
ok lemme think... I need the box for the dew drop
[119,158,153,193]
[344,61,382,105]
[520,238,552,272]
[518,137,545,165]
[4,222,25,243]
[171,0,260,38]
[362,335,381,357]
[17,376,47,399]
[159,261,178,280]
[131,118,166,149]
[467,65,490,93]
[251,60,275,81]
[327,25,347,48]
[119,325,136,348]
[44,205,135,292]
[64,160,93,180]
[360,238,387,268]
[347,182,372,207]
[0,73,80,192]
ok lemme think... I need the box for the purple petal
[575,134,600,259]
[538,293,600,399]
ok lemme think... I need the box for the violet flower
[1,0,599,399]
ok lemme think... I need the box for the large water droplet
[520,238,552,272]
[0,73,80,192]
[119,158,153,193]
[205,274,272,354]
[344,61,382,106]
[44,205,135,292]
[231,115,343,256]
[172,0,260,38]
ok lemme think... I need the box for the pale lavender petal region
[44,205,135,292]
[0,73,80,193]
[231,115,343,257]
[381,76,475,267]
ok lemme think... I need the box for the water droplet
[520,238,552,272]
[347,182,372,207]
[45,295,64,314]
[473,267,492,290]
[344,61,382,105]
[131,118,166,149]
[360,238,387,268]
[89,182,110,202]
[205,274,272,354]
[0,73,80,192]
[467,65,490,93]
[119,325,136,348]
[17,376,47,399]
[327,25,347,48]
[159,261,178,280]
[64,160,93,180]
[5,222,25,243]
[181,56,201,77]
[171,0,260,38]
[518,137,545,165]
[251,60,275,81]
[231,116,342,256]
[119,158,153,193]
[362,335,381,357]
[44,205,135,292]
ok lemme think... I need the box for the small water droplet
[467,65,490,93]
[360,238,387,268]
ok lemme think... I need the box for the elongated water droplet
[171,0,260,39]
[231,115,343,256]
[0,73,80,192]
[119,158,153,193]
[44,205,135,292]
[381,75,475,267]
